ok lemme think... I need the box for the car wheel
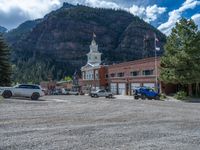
[2,90,12,99]
[141,94,146,100]
[108,94,113,98]
[155,95,160,100]
[31,92,40,100]
[134,96,139,100]
[94,94,98,98]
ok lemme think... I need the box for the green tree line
[160,18,200,96]
[0,34,12,86]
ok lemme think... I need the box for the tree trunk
[196,82,200,97]
[188,84,193,96]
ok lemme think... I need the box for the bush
[160,93,167,100]
[174,91,187,100]
[0,96,3,102]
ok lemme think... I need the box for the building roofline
[108,57,161,68]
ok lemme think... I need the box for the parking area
[0,95,200,150]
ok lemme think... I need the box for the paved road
[0,96,200,150]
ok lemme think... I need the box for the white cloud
[0,0,61,18]
[76,0,166,23]
[128,4,166,23]
[145,5,166,22]
[84,0,120,9]
[129,5,146,18]
[158,0,200,35]
[180,0,200,11]
[192,13,200,30]
[0,0,62,29]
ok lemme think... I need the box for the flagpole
[154,34,158,92]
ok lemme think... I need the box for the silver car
[90,89,113,98]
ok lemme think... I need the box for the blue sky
[0,0,199,35]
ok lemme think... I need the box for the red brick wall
[79,65,108,90]
[108,57,161,95]
[108,57,160,83]
[99,66,108,87]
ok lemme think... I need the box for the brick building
[80,37,176,95]
[80,37,108,93]
[108,57,161,95]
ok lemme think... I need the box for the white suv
[0,84,45,100]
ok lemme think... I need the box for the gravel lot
[0,96,200,150]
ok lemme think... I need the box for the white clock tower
[87,38,102,65]
[81,33,108,93]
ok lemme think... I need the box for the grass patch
[0,96,3,102]
[174,91,187,100]
[159,93,167,100]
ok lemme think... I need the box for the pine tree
[0,34,12,86]
[160,18,200,96]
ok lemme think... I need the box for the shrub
[174,91,187,100]
[160,93,167,100]
[0,96,3,102]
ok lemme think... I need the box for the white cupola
[87,35,102,65]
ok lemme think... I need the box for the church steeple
[87,33,102,65]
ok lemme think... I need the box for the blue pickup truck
[133,87,160,100]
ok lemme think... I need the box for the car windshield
[13,85,20,88]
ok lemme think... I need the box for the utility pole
[154,33,160,93]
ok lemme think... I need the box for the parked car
[90,89,113,98]
[0,84,45,100]
[68,90,79,95]
[52,89,60,95]
[133,87,160,100]
[60,88,68,95]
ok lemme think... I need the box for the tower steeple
[87,33,102,65]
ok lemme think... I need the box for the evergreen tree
[160,18,200,96]
[0,34,12,86]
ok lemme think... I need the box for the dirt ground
[0,95,200,150]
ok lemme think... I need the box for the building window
[82,72,85,80]
[142,70,154,76]
[110,73,116,77]
[117,72,124,77]
[95,72,99,80]
[130,71,140,76]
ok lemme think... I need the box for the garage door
[131,83,141,90]
[143,83,155,89]
[118,83,126,95]
[131,83,141,95]
[110,83,117,94]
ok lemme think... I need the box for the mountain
[5,3,166,83]
[0,26,7,33]
[5,19,42,44]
